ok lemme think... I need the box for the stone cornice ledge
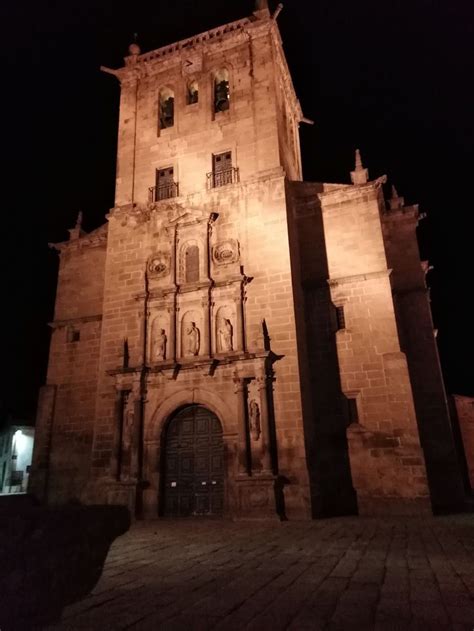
[328,269,392,287]
[318,176,387,208]
[49,314,102,329]
[49,224,108,253]
[124,17,252,67]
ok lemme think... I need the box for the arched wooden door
[163,405,224,517]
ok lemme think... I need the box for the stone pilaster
[110,389,124,481]
[167,303,176,361]
[201,296,211,357]
[233,376,249,475]
[131,394,142,480]
[233,294,245,352]
[256,372,273,473]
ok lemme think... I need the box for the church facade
[30,2,469,519]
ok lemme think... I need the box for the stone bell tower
[72,2,313,519]
[31,2,467,518]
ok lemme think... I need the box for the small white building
[0,424,35,494]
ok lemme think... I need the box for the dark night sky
[2,0,473,420]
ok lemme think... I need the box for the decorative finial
[388,184,405,210]
[128,34,141,57]
[68,210,85,241]
[350,148,369,185]
[254,0,270,18]
[75,210,83,229]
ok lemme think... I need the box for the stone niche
[179,309,203,358]
[214,304,235,354]
[149,312,169,363]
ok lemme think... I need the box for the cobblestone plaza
[50,516,474,630]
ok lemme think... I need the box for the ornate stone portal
[144,207,247,366]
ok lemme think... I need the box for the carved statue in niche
[184,322,200,356]
[154,328,167,361]
[217,317,233,352]
[248,399,261,441]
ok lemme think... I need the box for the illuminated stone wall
[31,230,107,502]
[383,201,466,512]
[82,13,310,518]
[31,8,469,518]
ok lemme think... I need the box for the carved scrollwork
[147,252,170,278]
[212,239,240,266]
[115,204,151,227]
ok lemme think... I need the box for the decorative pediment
[166,207,218,228]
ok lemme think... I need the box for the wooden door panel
[163,405,224,517]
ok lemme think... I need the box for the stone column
[257,374,272,473]
[110,389,124,481]
[131,394,142,480]
[233,294,244,352]
[233,376,249,474]
[201,296,211,357]
[205,220,213,280]
[167,303,176,360]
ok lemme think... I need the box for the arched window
[159,87,174,129]
[187,80,199,105]
[185,245,199,283]
[214,69,230,113]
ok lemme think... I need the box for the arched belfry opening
[160,405,224,517]
[214,69,230,112]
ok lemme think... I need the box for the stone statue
[218,317,233,352]
[185,322,200,356]
[155,328,167,361]
[248,399,261,441]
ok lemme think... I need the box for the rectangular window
[336,306,346,330]
[152,167,177,201]
[348,398,359,424]
[208,152,238,188]
[67,327,80,343]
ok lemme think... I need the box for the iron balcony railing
[148,181,179,202]
[206,167,240,189]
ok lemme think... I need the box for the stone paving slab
[48,515,474,630]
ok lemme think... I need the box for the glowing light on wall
[12,430,28,456]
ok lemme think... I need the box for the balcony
[206,167,240,189]
[148,181,179,203]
